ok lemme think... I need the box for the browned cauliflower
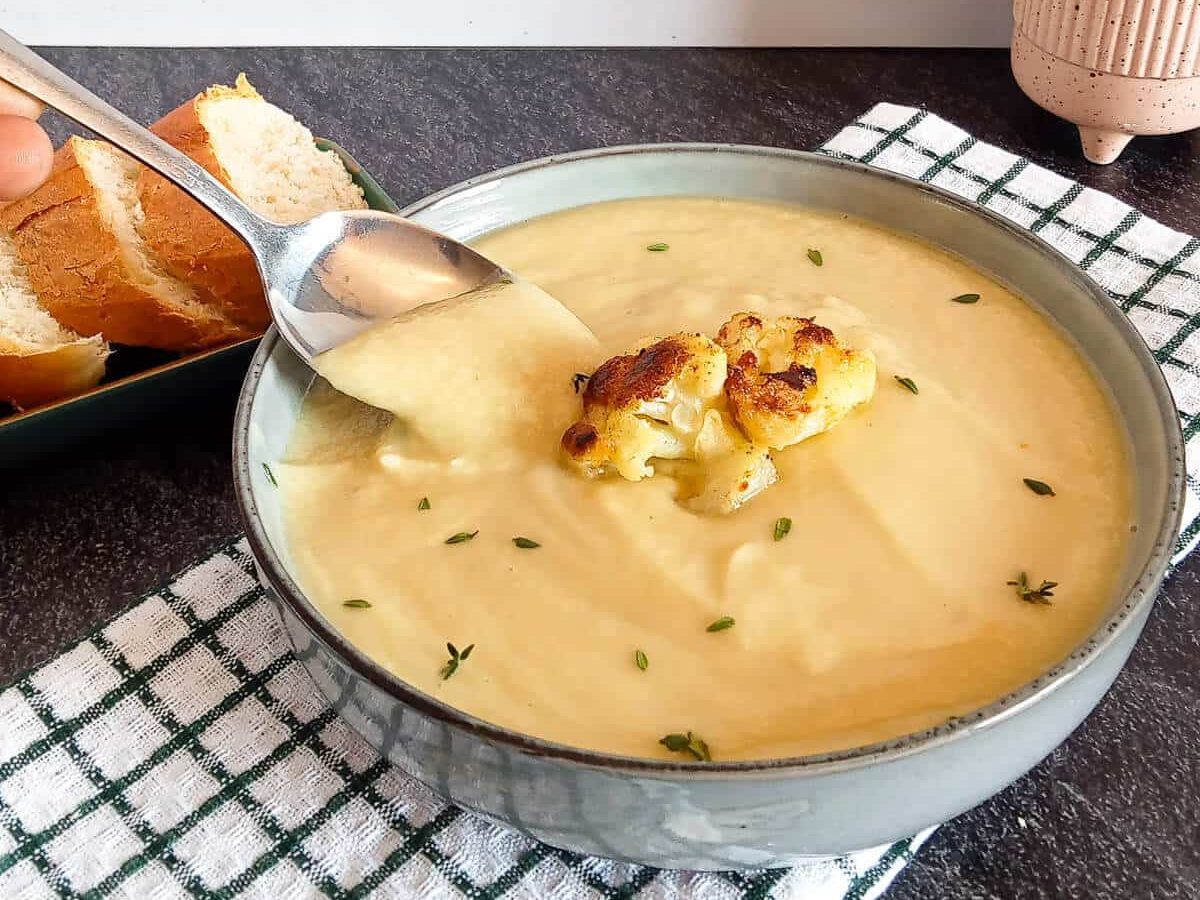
[561,332,727,480]
[715,312,876,449]
[561,312,874,514]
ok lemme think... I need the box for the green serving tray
[0,140,398,467]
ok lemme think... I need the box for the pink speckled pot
[1012,0,1200,163]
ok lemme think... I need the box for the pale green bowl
[233,144,1184,869]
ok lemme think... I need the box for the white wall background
[3,1,1013,47]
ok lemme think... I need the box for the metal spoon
[0,31,507,363]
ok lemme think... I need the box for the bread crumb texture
[0,231,75,347]
[0,230,107,408]
[202,74,365,223]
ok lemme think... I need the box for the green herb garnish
[1023,478,1055,496]
[659,731,711,761]
[706,616,736,633]
[512,537,541,549]
[951,293,981,304]
[441,642,475,680]
[262,462,278,487]
[1007,572,1057,605]
[894,375,919,395]
[342,599,371,609]
[807,248,823,266]
[572,372,590,394]
[635,649,649,671]
[445,531,479,545]
[773,517,792,541]
[646,242,670,252]
[417,496,431,511]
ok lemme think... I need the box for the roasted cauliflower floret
[715,312,876,450]
[677,409,779,515]
[561,311,875,515]
[561,332,727,480]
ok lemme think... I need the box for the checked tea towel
[2,103,1197,898]
[0,541,932,899]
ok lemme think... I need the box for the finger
[0,115,53,200]
[0,81,44,119]
[0,81,44,118]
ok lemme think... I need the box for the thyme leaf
[1006,572,1057,605]
[659,731,712,761]
[1023,478,1055,496]
[441,642,476,680]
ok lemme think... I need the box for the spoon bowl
[256,209,505,360]
[0,31,507,365]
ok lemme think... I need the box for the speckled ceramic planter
[1012,0,1200,163]
[234,145,1185,869]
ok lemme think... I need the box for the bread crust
[0,138,247,351]
[138,76,269,330]
[0,333,107,409]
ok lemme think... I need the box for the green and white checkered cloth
[1,104,1196,899]
[0,540,930,899]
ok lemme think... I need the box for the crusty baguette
[140,75,367,330]
[0,137,248,351]
[0,230,107,409]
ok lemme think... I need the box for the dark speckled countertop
[1,47,1197,899]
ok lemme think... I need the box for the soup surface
[280,197,1133,761]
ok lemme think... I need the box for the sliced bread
[140,75,367,330]
[0,137,249,351]
[0,230,107,409]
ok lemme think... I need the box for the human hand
[0,80,52,201]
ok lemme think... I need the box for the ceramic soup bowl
[233,144,1184,870]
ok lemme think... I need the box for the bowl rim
[234,141,1186,776]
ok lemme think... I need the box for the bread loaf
[0,230,107,409]
[139,75,367,330]
[0,137,249,351]
[0,75,368,412]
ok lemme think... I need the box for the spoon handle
[0,29,273,251]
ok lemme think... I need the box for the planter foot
[1078,127,1133,164]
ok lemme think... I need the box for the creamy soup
[280,197,1133,761]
